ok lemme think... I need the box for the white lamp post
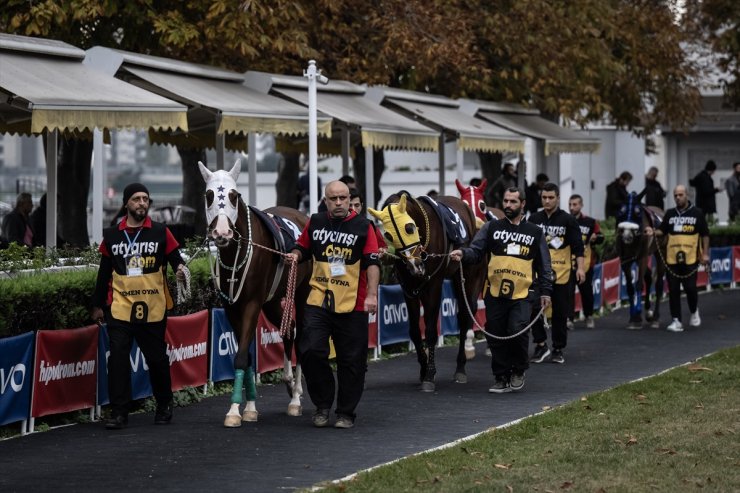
[304,60,328,214]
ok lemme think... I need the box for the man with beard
[527,183,585,364]
[91,183,188,430]
[450,187,552,393]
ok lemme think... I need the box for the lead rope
[387,249,549,340]
[250,241,299,339]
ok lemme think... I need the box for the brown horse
[369,192,487,392]
[199,160,312,427]
[616,194,666,329]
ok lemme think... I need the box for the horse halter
[199,161,241,241]
[617,192,642,245]
[368,195,424,261]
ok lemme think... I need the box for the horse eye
[478,200,486,213]
[384,232,393,242]
[228,190,239,206]
[405,223,416,235]
[206,190,214,207]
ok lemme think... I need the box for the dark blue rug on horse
[248,206,299,252]
[418,195,469,247]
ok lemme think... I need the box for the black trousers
[667,263,699,321]
[577,268,595,318]
[300,305,368,419]
[484,296,531,378]
[532,277,571,350]
[106,314,172,417]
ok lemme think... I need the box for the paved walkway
[2,290,739,492]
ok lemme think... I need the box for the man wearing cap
[91,183,188,430]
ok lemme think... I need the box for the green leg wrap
[231,369,245,404]
[245,367,257,402]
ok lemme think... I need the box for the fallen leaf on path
[695,402,704,409]
[635,393,648,400]
[687,364,713,372]
[560,480,574,489]
[542,406,552,411]
[494,463,511,470]
[626,436,638,446]
[656,448,677,455]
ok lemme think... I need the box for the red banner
[697,263,708,287]
[368,312,378,349]
[31,325,98,418]
[734,247,740,283]
[256,312,290,374]
[602,258,621,306]
[166,310,208,391]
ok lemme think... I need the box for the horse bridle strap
[209,206,254,304]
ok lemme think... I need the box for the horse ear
[398,194,408,213]
[455,179,466,195]
[367,207,383,220]
[229,159,241,182]
[198,161,212,182]
[478,178,488,191]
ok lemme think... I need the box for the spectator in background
[29,193,65,248]
[605,171,633,219]
[689,160,721,221]
[724,161,740,222]
[1,192,33,247]
[643,166,666,210]
[339,175,357,191]
[526,173,549,214]
[297,171,322,213]
[488,163,517,208]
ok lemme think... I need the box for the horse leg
[452,271,477,383]
[622,263,642,329]
[224,350,257,426]
[420,286,442,393]
[405,297,426,384]
[651,263,665,329]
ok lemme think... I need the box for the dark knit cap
[122,183,149,205]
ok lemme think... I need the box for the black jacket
[643,178,666,209]
[605,180,628,219]
[689,170,717,214]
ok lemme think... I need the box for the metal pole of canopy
[437,134,445,196]
[304,60,327,214]
[92,129,104,243]
[341,128,350,178]
[45,130,58,251]
[456,141,465,186]
[215,114,225,171]
[247,132,257,205]
[365,145,374,211]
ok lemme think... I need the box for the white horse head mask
[199,159,241,245]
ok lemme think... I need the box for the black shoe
[154,402,173,425]
[550,349,565,364]
[105,414,128,430]
[312,409,330,428]
[488,377,511,394]
[530,344,551,363]
[510,373,525,391]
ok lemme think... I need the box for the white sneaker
[689,310,701,327]
[666,319,684,332]
[585,317,595,329]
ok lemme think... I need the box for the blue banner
[710,247,733,285]
[210,309,255,382]
[591,263,602,311]
[378,284,410,346]
[0,332,34,427]
[440,279,459,336]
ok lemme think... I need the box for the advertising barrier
[0,332,34,427]
[440,280,459,336]
[31,325,98,418]
[734,246,740,283]
[601,258,621,306]
[378,284,410,346]
[166,310,209,391]
[256,311,291,374]
[710,247,733,285]
[591,263,603,311]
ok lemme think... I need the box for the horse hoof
[454,372,467,384]
[242,410,259,422]
[287,404,302,417]
[224,414,242,428]
[420,381,435,393]
[465,348,476,360]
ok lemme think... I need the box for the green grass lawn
[314,346,740,493]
